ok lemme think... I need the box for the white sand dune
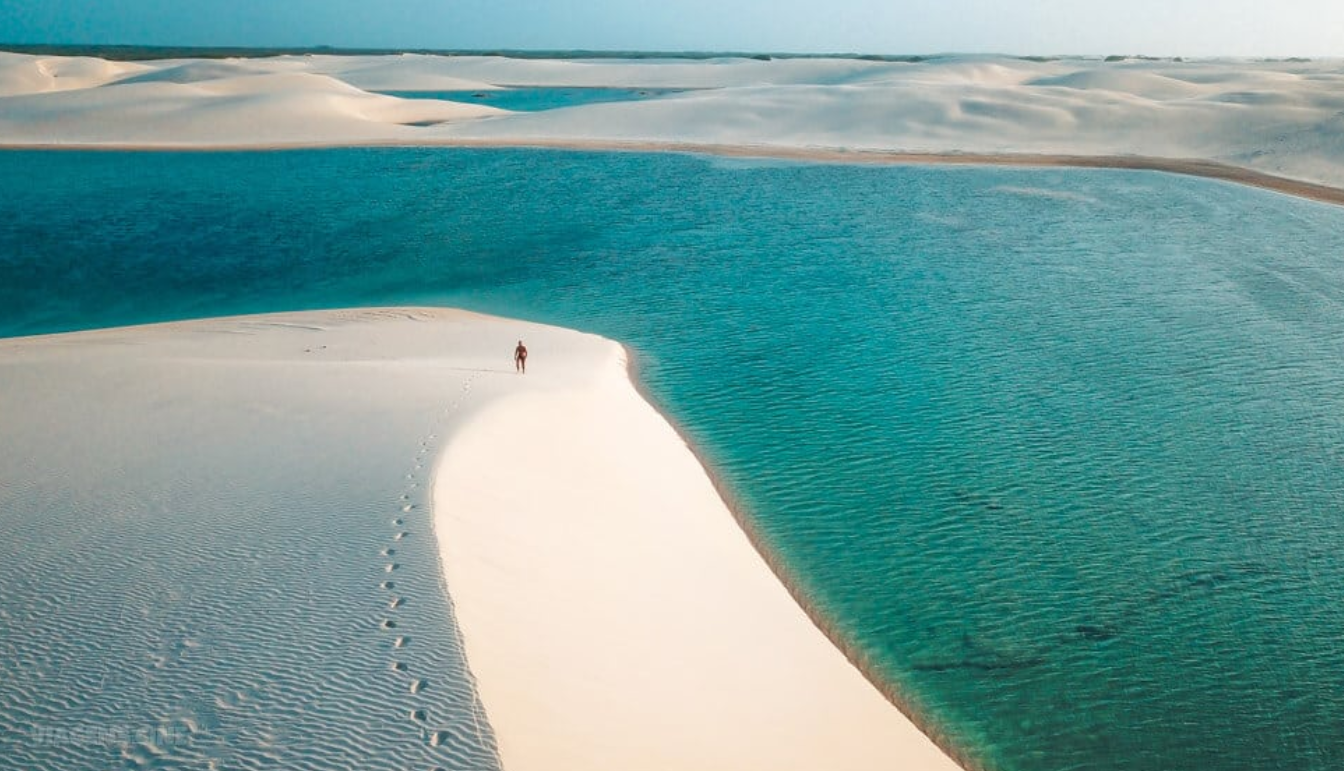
[0,53,151,96]
[0,308,522,769]
[0,62,502,145]
[112,59,281,85]
[374,54,899,88]
[6,47,1344,771]
[3,51,1344,189]
[0,309,963,770]
[435,342,962,771]
[307,54,503,93]
[1025,68,1209,99]
[428,58,1344,188]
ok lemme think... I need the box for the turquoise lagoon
[377,86,693,111]
[3,149,1344,770]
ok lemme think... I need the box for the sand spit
[2,51,1344,194]
[0,308,963,770]
[407,137,1344,207]
[435,340,963,771]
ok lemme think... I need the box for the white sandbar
[434,339,962,770]
[0,308,963,769]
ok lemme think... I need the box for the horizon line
[0,43,1329,64]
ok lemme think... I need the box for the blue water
[4,148,1344,770]
[377,87,693,111]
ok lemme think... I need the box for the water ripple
[5,149,1344,770]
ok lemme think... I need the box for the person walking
[514,340,528,374]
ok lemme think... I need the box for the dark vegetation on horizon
[0,43,945,62]
[0,44,1296,65]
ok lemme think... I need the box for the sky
[1,0,1342,57]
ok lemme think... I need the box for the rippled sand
[0,307,961,770]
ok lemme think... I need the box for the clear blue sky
[2,0,1342,56]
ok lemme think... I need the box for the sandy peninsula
[0,308,963,770]
[5,47,1341,770]
[435,340,962,771]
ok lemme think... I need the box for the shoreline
[0,306,968,768]
[622,344,979,770]
[433,334,966,770]
[3,138,1341,207]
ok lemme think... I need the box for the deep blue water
[4,148,1344,771]
[377,87,692,111]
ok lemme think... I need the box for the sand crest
[2,51,1344,193]
[0,308,963,769]
[434,340,962,771]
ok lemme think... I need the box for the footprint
[122,743,160,766]
[410,709,427,722]
[392,518,403,526]
[389,597,405,609]
[394,636,408,648]
[385,563,399,572]
[429,730,450,747]
[381,581,395,590]
[381,548,395,557]
[381,619,398,629]
[395,532,408,541]
[214,688,257,711]
[410,678,427,694]
[392,661,409,672]
[401,504,414,513]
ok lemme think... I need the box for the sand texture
[2,51,1344,192]
[0,308,962,770]
[435,342,963,771]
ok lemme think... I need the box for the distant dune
[6,47,1343,771]
[2,50,1343,192]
